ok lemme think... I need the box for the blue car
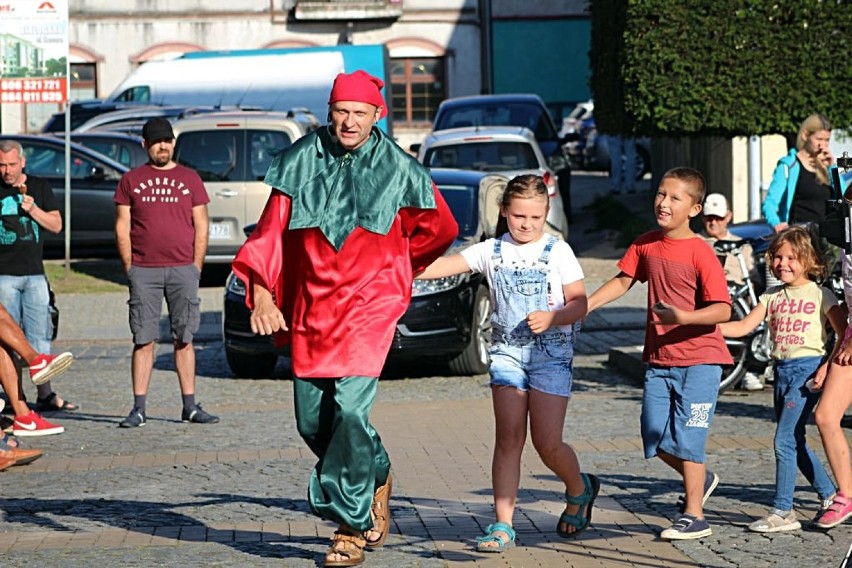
[221,168,500,378]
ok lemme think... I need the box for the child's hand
[651,301,680,325]
[812,365,828,390]
[834,338,852,366]
[527,310,556,334]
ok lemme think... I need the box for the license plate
[209,222,232,240]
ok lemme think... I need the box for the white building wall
[3,1,481,133]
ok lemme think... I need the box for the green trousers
[294,376,391,531]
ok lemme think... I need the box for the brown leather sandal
[323,528,366,567]
[364,472,392,548]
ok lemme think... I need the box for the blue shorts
[488,333,573,397]
[640,364,721,463]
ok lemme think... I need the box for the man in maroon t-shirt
[113,117,218,428]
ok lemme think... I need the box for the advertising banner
[0,0,69,104]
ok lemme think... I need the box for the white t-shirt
[460,234,585,332]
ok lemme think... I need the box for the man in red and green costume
[232,70,457,567]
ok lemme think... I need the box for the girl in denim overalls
[417,175,599,552]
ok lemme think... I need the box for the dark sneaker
[660,514,712,540]
[677,470,719,513]
[181,404,219,424]
[119,408,147,428]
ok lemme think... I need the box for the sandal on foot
[324,528,366,567]
[475,522,515,553]
[557,472,600,538]
[364,472,392,548]
[35,393,78,412]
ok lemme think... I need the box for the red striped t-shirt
[618,231,733,366]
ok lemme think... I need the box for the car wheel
[225,348,278,379]
[448,285,492,376]
[635,146,651,179]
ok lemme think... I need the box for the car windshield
[435,102,558,141]
[424,141,538,172]
[175,129,293,182]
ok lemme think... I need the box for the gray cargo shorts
[127,264,201,345]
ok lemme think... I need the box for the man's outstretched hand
[250,286,289,335]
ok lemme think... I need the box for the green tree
[590,0,852,137]
[45,57,67,77]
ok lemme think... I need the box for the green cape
[264,126,436,250]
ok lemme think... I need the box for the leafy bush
[591,0,852,137]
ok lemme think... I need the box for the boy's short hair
[662,167,706,205]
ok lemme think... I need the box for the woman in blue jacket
[762,114,835,233]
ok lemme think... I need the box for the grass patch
[588,194,655,248]
[44,260,127,294]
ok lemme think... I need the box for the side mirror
[87,166,107,181]
[409,143,421,154]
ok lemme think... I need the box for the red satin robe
[232,186,457,378]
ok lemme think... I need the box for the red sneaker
[28,352,74,386]
[815,491,852,529]
[12,411,65,437]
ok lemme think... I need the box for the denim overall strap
[537,235,558,264]
[492,236,503,262]
[492,236,555,342]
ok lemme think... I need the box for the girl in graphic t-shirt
[721,226,844,534]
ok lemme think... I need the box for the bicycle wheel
[720,298,749,393]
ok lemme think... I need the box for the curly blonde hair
[765,225,824,282]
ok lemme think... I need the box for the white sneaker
[741,372,764,391]
[748,510,801,533]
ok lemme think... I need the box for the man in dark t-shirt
[0,139,74,436]
[113,117,218,428]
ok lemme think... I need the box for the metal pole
[479,0,492,95]
[748,135,761,220]
[64,73,71,274]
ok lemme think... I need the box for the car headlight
[226,272,247,296]
[412,273,468,297]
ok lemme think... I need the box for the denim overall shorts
[488,235,576,397]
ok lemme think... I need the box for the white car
[417,126,568,238]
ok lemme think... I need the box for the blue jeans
[772,357,836,511]
[607,135,636,193]
[0,274,52,354]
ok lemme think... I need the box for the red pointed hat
[328,70,388,119]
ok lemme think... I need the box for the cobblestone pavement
[3,174,852,567]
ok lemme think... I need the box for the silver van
[172,110,318,264]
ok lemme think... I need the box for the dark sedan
[0,134,129,257]
[222,168,502,378]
